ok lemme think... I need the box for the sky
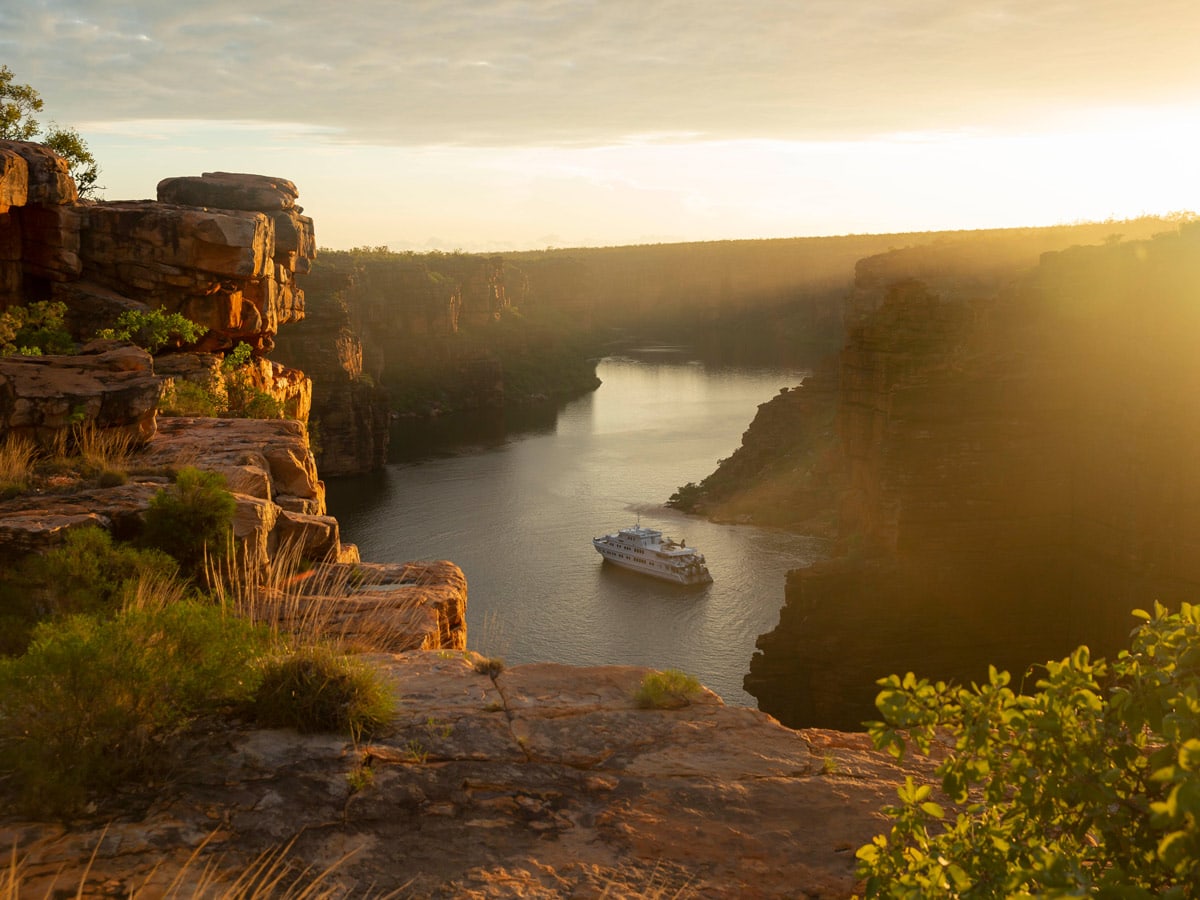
[4,0,1200,251]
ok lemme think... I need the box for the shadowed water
[326,351,828,705]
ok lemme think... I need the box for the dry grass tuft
[4,830,406,899]
[0,434,36,497]
[207,542,437,653]
[71,421,137,480]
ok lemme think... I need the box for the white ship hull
[593,524,712,586]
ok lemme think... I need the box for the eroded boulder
[157,172,300,212]
[0,345,162,444]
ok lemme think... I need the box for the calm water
[326,351,829,705]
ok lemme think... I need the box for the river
[325,350,829,705]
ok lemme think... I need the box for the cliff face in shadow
[745,220,1200,731]
[279,250,603,438]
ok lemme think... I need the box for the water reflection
[328,354,827,706]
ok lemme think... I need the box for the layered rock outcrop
[0,342,162,442]
[270,261,390,475]
[1,147,313,363]
[747,222,1200,730]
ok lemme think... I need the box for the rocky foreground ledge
[3,653,933,898]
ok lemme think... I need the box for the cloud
[5,0,1200,147]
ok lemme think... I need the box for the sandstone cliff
[281,249,600,433]
[2,145,934,898]
[270,259,391,476]
[746,220,1200,730]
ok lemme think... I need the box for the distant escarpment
[668,218,1175,534]
[271,250,603,473]
[743,218,1200,730]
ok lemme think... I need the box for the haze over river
[327,351,829,705]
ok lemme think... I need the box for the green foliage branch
[0,526,179,655]
[857,602,1200,897]
[0,65,103,198]
[159,342,285,419]
[94,308,208,354]
[0,300,73,356]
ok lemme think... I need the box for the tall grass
[0,433,35,497]
[71,420,137,483]
[207,541,435,653]
[0,423,137,496]
[2,832,404,899]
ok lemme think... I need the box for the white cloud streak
[6,0,1200,147]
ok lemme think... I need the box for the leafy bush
[222,341,254,371]
[0,527,179,645]
[159,377,224,417]
[158,343,285,420]
[254,644,395,737]
[222,345,285,419]
[0,602,271,816]
[857,602,1200,897]
[635,668,703,709]
[224,375,285,419]
[142,467,236,580]
[94,308,207,353]
[0,300,73,356]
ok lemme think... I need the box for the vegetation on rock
[0,300,73,356]
[159,343,286,420]
[141,466,237,582]
[254,643,395,737]
[0,526,178,655]
[0,598,273,816]
[0,65,103,198]
[94,308,208,354]
[635,668,703,709]
[858,602,1200,896]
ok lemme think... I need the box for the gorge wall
[0,139,468,649]
[2,141,947,899]
[273,249,604,474]
[745,220,1200,730]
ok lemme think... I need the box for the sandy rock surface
[2,653,933,899]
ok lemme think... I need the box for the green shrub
[634,668,703,709]
[0,300,73,356]
[857,601,1200,897]
[158,377,223,417]
[254,644,395,737]
[225,377,285,419]
[142,467,236,580]
[157,343,285,420]
[221,341,253,372]
[0,603,271,817]
[0,528,179,656]
[94,308,207,353]
[35,526,177,614]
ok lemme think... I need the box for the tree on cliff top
[0,65,103,199]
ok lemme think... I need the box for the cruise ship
[592,523,713,585]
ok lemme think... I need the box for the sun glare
[83,103,1200,251]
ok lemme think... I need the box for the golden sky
[6,1,1200,249]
